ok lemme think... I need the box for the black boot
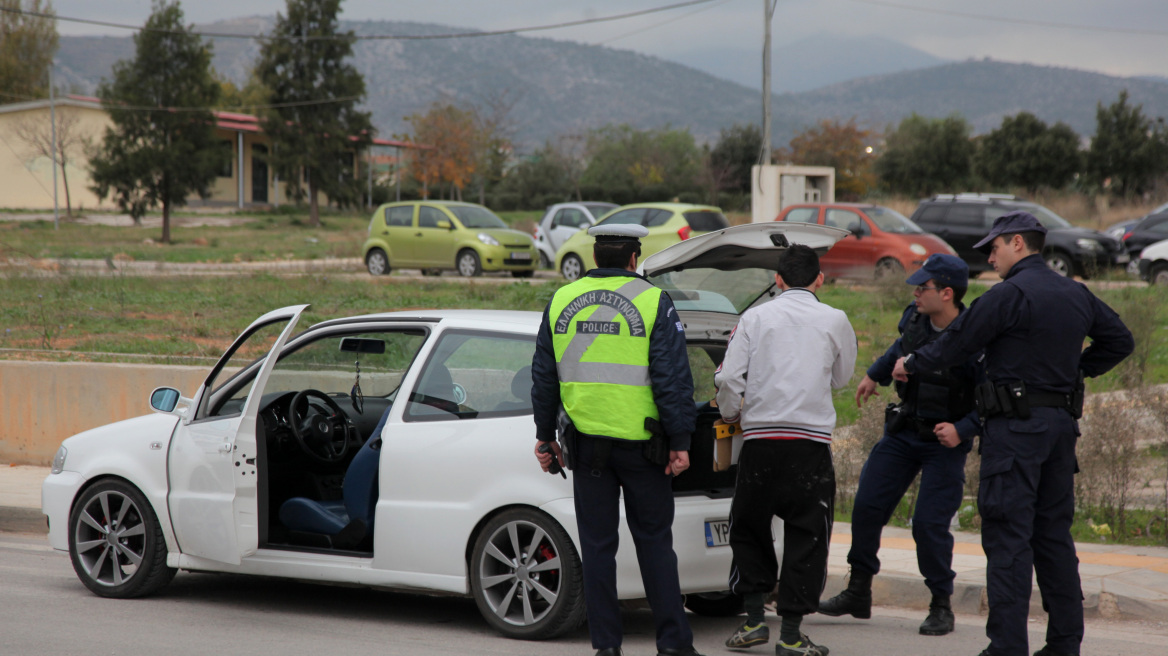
[817,570,872,619]
[919,594,955,636]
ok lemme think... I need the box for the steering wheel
[289,389,353,464]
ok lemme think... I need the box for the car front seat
[492,365,533,412]
[277,418,384,549]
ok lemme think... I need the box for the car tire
[512,270,535,278]
[1151,263,1168,286]
[1044,251,1074,278]
[469,508,585,640]
[875,258,904,279]
[68,478,176,599]
[560,254,584,282]
[365,249,391,276]
[457,249,483,277]
[684,591,746,617]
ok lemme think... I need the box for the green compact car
[362,201,538,277]
[553,202,731,280]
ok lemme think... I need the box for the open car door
[167,305,309,565]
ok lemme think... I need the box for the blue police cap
[973,211,1047,254]
[588,223,648,243]
[905,253,969,289]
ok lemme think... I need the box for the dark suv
[910,194,1128,277]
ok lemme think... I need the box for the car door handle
[218,442,233,454]
[381,230,388,235]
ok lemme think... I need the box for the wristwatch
[903,353,915,373]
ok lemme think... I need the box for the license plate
[510,251,532,260]
[1115,252,1130,264]
[704,519,731,547]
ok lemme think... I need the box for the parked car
[361,201,538,278]
[554,202,730,281]
[1137,238,1168,285]
[1113,211,1168,257]
[775,203,955,279]
[910,194,1128,278]
[533,202,617,268]
[41,222,848,641]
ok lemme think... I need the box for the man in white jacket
[715,244,857,656]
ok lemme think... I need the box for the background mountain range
[50,17,1168,151]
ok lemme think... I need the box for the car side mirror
[149,386,191,417]
[437,220,452,230]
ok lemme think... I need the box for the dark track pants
[979,408,1083,656]
[728,438,835,617]
[848,427,969,596]
[572,437,692,651]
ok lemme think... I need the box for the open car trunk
[641,223,849,496]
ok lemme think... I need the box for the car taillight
[1122,231,1132,241]
[678,225,692,240]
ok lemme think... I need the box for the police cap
[905,253,968,290]
[973,211,1047,254]
[588,223,649,243]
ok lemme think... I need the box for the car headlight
[1076,238,1102,251]
[477,233,499,246]
[51,446,67,474]
[909,244,927,256]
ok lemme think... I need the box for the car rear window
[584,204,616,219]
[646,209,674,227]
[600,208,648,225]
[683,211,730,232]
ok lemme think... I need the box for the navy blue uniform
[531,268,697,652]
[849,304,983,598]
[910,255,1133,656]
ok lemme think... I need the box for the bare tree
[14,107,89,217]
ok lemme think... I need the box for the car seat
[409,363,460,414]
[492,365,533,412]
[277,410,387,549]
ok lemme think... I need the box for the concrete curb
[0,506,46,535]
[824,571,1168,624]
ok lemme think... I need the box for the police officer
[531,224,703,656]
[818,254,984,637]
[892,212,1134,656]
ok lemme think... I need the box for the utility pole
[762,0,777,165]
[49,62,59,229]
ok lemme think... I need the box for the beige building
[0,96,410,212]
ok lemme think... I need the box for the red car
[776,203,956,279]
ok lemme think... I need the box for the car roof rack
[931,192,1018,201]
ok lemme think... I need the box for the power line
[597,0,733,45]
[845,0,1168,37]
[0,1,720,42]
[0,89,361,113]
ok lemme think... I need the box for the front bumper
[480,245,538,271]
[42,470,85,551]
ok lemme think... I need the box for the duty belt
[1027,391,1074,410]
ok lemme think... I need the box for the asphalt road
[2,532,1166,656]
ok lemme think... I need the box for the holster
[643,417,670,467]
[1071,371,1085,419]
[885,402,909,433]
[974,380,1031,420]
[556,407,577,471]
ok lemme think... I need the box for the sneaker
[725,621,770,649]
[775,634,829,656]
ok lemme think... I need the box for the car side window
[982,206,1008,228]
[600,208,647,225]
[386,206,413,227]
[405,330,537,421]
[784,208,819,224]
[418,206,446,228]
[1147,218,1168,235]
[553,208,587,228]
[645,209,674,227]
[915,205,946,225]
[199,320,292,420]
[825,209,862,232]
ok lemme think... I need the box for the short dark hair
[1019,230,1045,253]
[593,241,641,269]
[776,244,820,288]
[946,284,967,305]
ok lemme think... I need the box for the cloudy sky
[49,0,1168,82]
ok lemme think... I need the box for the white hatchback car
[533,202,618,268]
[42,222,846,640]
[1137,238,1168,285]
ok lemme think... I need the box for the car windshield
[649,267,776,314]
[584,204,615,219]
[447,206,508,229]
[1014,204,1072,229]
[683,211,730,232]
[865,206,923,234]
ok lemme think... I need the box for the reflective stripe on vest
[549,276,661,440]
